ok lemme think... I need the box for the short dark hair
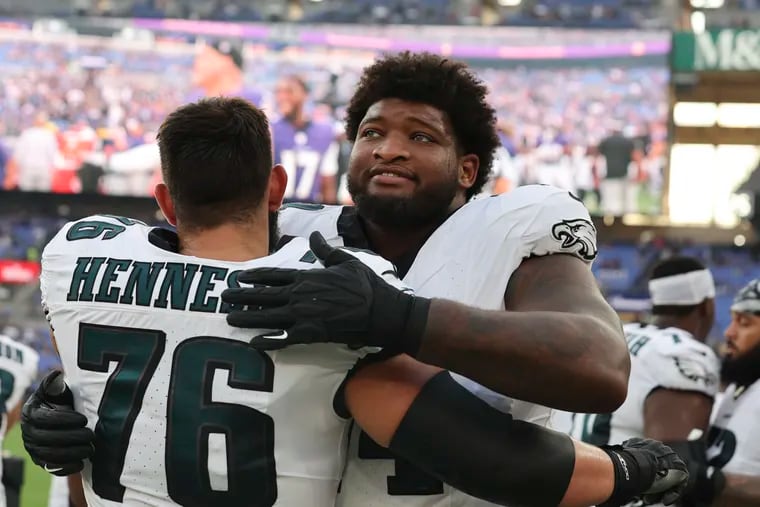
[156,97,272,230]
[650,256,707,316]
[345,51,499,199]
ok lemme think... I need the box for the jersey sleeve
[644,340,721,398]
[508,186,598,265]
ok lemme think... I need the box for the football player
[272,75,339,204]
[188,39,262,106]
[0,333,38,507]
[706,279,760,506]
[23,97,687,507]
[571,257,724,505]
[220,52,652,507]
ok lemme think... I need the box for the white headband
[648,269,715,306]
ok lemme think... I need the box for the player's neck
[651,315,703,342]
[363,220,439,264]
[177,223,269,262]
[204,73,243,97]
[288,109,308,129]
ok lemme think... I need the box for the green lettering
[120,262,165,306]
[67,257,106,302]
[189,266,228,313]
[219,271,243,314]
[627,335,651,357]
[94,259,132,304]
[154,263,199,310]
[67,221,126,241]
[299,250,317,264]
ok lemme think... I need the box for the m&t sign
[672,29,760,72]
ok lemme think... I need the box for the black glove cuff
[401,296,431,357]
[599,445,656,507]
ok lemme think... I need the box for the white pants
[600,178,638,216]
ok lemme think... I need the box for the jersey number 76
[78,323,277,506]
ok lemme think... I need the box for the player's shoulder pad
[477,185,597,264]
[278,203,347,246]
[337,247,411,293]
[641,328,721,396]
[43,214,151,259]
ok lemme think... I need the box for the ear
[458,154,479,190]
[267,164,288,211]
[154,183,177,226]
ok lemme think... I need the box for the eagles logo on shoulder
[551,219,598,261]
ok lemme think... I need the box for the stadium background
[0,0,759,504]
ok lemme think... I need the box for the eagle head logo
[551,219,597,261]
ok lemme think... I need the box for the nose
[373,132,410,162]
[724,321,737,342]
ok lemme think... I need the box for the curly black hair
[345,51,499,199]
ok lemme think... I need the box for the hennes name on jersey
[278,184,598,507]
[41,214,403,507]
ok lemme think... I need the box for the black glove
[680,465,725,507]
[599,437,689,507]
[222,231,431,354]
[21,370,94,476]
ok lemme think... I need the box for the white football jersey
[0,334,39,507]
[279,185,598,507]
[571,323,720,446]
[40,214,404,507]
[708,380,760,476]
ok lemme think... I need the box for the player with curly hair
[220,52,683,506]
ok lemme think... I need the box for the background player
[0,333,38,507]
[705,279,760,506]
[188,39,262,105]
[272,75,339,204]
[221,51,634,506]
[571,257,724,505]
[24,96,688,507]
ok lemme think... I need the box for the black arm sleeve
[388,371,576,507]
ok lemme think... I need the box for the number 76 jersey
[40,215,400,507]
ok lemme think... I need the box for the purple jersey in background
[272,119,338,202]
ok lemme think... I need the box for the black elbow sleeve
[388,372,575,507]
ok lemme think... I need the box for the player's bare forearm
[714,474,760,507]
[346,355,611,507]
[416,254,629,412]
[68,473,88,507]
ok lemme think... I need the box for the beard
[347,174,460,230]
[721,341,760,387]
[268,209,280,253]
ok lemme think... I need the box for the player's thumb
[309,231,354,267]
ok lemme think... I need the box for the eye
[411,132,434,143]
[360,128,381,139]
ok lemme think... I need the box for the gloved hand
[222,231,430,355]
[599,437,689,507]
[21,370,94,476]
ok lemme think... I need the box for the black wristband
[599,445,657,507]
[400,296,430,357]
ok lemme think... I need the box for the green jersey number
[0,368,15,414]
[78,323,276,506]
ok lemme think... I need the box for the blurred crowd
[0,35,668,214]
